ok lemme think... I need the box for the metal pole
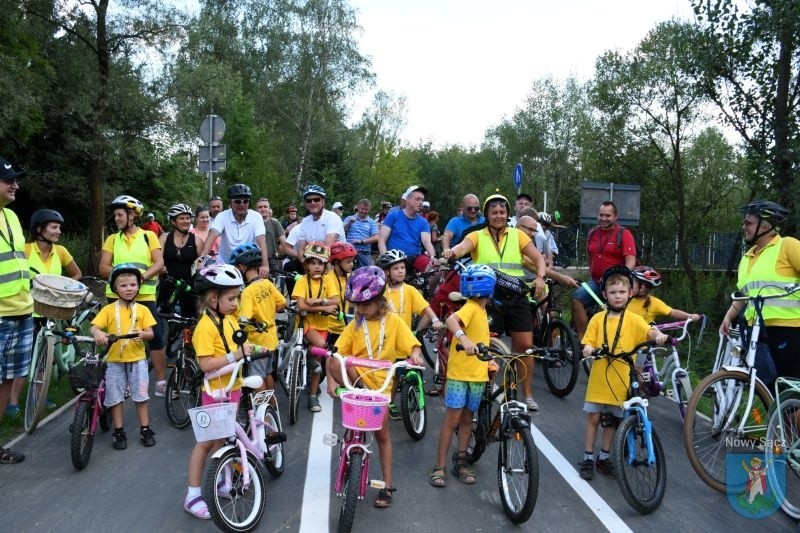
[208,115,214,199]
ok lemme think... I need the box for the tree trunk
[772,20,794,232]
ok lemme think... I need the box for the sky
[347,0,696,147]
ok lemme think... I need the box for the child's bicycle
[161,313,201,428]
[460,339,539,524]
[67,332,141,470]
[277,304,310,425]
[765,376,800,519]
[584,340,671,514]
[395,360,427,440]
[310,346,422,533]
[193,330,286,533]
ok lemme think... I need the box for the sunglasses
[518,224,536,232]
[232,198,250,205]
[305,197,323,204]
[464,206,479,212]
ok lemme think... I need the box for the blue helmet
[460,264,496,298]
[302,184,326,199]
[229,242,262,268]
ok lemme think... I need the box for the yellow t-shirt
[25,242,73,275]
[582,310,653,407]
[193,313,244,392]
[292,274,338,332]
[239,279,286,350]
[101,229,161,302]
[334,312,421,391]
[626,295,672,324]
[448,299,490,382]
[385,283,429,328]
[325,270,350,334]
[91,301,156,363]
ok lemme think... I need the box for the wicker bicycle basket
[68,361,107,390]
[31,274,89,320]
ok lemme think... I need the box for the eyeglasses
[232,198,250,205]
[305,197,323,204]
[464,206,479,212]
[518,224,536,233]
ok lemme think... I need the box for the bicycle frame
[648,317,703,403]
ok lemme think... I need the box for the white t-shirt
[210,208,266,262]
[297,209,345,244]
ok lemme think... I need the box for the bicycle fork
[622,400,656,466]
[325,432,379,498]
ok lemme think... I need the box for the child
[326,242,358,344]
[231,243,286,393]
[579,265,668,480]
[90,263,157,451]
[328,266,424,508]
[429,264,495,488]
[184,264,252,520]
[292,242,339,413]
[627,266,702,324]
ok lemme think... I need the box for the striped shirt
[343,215,378,254]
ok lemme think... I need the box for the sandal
[452,452,476,485]
[0,446,25,464]
[428,465,446,487]
[374,487,395,508]
[184,495,211,520]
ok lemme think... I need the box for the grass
[1,374,80,445]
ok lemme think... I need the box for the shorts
[201,389,242,406]
[572,280,603,308]
[247,354,275,379]
[489,292,533,335]
[444,379,485,412]
[104,360,149,406]
[582,401,623,419]
[764,326,800,380]
[0,315,34,382]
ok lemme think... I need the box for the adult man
[378,185,436,272]
[282,205,299,232]
[0,158,33,463]
[441,193,484,249]
[509,192,533,227]
[208,196,224,220]
[721,200,800,379]
[331,201,344,219]
[296,184,345,253]
[256,197,289,272]
[343,198,379,268]
[141,213,163,236]
[571,201,637,340]
[516,215,578,289]
[200,184,269,277]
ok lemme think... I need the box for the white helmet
[194,264,243,292]
[109,195,144,216]
[167,203,194,220]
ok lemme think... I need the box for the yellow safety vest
[475,227,525,277]
[106,230,157,298]
[737,236,800,323]
[0,209,31,298]
[25,242,62,276]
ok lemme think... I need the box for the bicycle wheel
[675,372,692,420]
[165,357,201,428]
[203,448,267,533]
[613,414,667,514]
[416,329,436,369]
[261,405,285,477]
[338,449,364,533]
[399,371,427,440]
[288,347,304,425]
[766,396,800,519]
[683,370,772,493]
[70,400,95,470]
[24,334,54,434]
[542,318,580,397]
[497,419,539,523]
[467,399,492,464]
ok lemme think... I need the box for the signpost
[513,163,523,195]
[199,115,226,199]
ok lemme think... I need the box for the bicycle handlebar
[201,346,275,397]
[654,314,706,342]
[731,283,800,301]
[586,340,666,362]
[456,342,547,363]
[308,346,423,394]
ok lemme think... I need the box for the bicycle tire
[288,347,304,425]
[24,334,54,434]
[203,448,267,533]
[542,318,580,397]
[338,449,364,533]
[416,330,436,369]
[399,372,427,440]
[675,372,692,420]
[261,405,285,477]
[683,369,772,493]
[70,400,95,470]
[613,414,667,514]
[765,396,800,519]
[165,357,201,428]
[497,419,539,523]
[467,399,491,464]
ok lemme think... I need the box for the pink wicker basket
[339,390,389,431]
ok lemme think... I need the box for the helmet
[330,242,357,262]
[738,200,789,227]
[376,249,407,270]
[167,203,193,220]
[303,242,329,263]
[538,212,552,225]
[302,184,326,199]
[109,195,144,216]
[600,265,633,292]
[227,183,252,199]
[453,257,473,273]
[346,266,386,303]
[632,265,662,287]
[381,201,392,209]
[29,209,64,235]
[460,264,496,298]
[482,194,510,217]
[229,242,262,267]
[194,264,244,292]
[109,263,143,293]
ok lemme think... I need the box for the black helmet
[600,265,633,292]
[227,183,252,199]
[738,200,789,227]
[29,209,64,236]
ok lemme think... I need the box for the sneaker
[154,381,167,398]
[140,427,156,447]
[579,459,595,480]
[595,457,616,479]
[5,404,19,417]
[308,395,321,413]
[388,403,401,420]
[113,430,127,450]
[525,396,539,411]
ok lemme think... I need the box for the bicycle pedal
[369,479,386,489]
[266,432,287,445]
[322,433,339,446]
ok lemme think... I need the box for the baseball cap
[422,201,430,208]
[401,185,427,200]
[516,192,533,202]
[0,158,25,182]
[332,201,343,210]
[146,213,155,220]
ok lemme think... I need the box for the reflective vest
[25,242,62,276]
[0,209,31,298]
[106,230,157,298]
[475,227,525,277]
[737,236,800,323]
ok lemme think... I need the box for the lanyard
[361,317,386,360]
[488,227,510,262]
[602,308,626,356]
[387,284,404,314]
[205,310,232,353]
[114,300,138,356]
[0,209,17,254]
[306,274,323,300]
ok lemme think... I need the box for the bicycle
[396,361,427,440]
[584,340,669,514]
[682,285,799,492]
[67,332,141,470]
[277,303,310,425]
[458,338,539,524]
[193,331,286,533]
[309,346,422,533]
[765,376,800,519]
[162,313,201,428]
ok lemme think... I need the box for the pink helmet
[345,266,386,303]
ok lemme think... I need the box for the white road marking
[299,393,335,533]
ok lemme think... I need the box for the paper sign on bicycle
[726,453,785,519]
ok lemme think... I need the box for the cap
[516,192,533,202]
[422,201,430,208]
[382,201,392,209]
[146,213,154,220]
[0,158,25,182]
[332,201,343,210]
[401,185,427,200]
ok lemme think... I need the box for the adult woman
[443,194,547,411]
[159,204,203,317]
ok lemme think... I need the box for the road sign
[199,115,225,144]
[199,159,226,173]
[198,144,226,162]
[513,163,523,188]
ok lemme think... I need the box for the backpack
[586,224,641,265]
